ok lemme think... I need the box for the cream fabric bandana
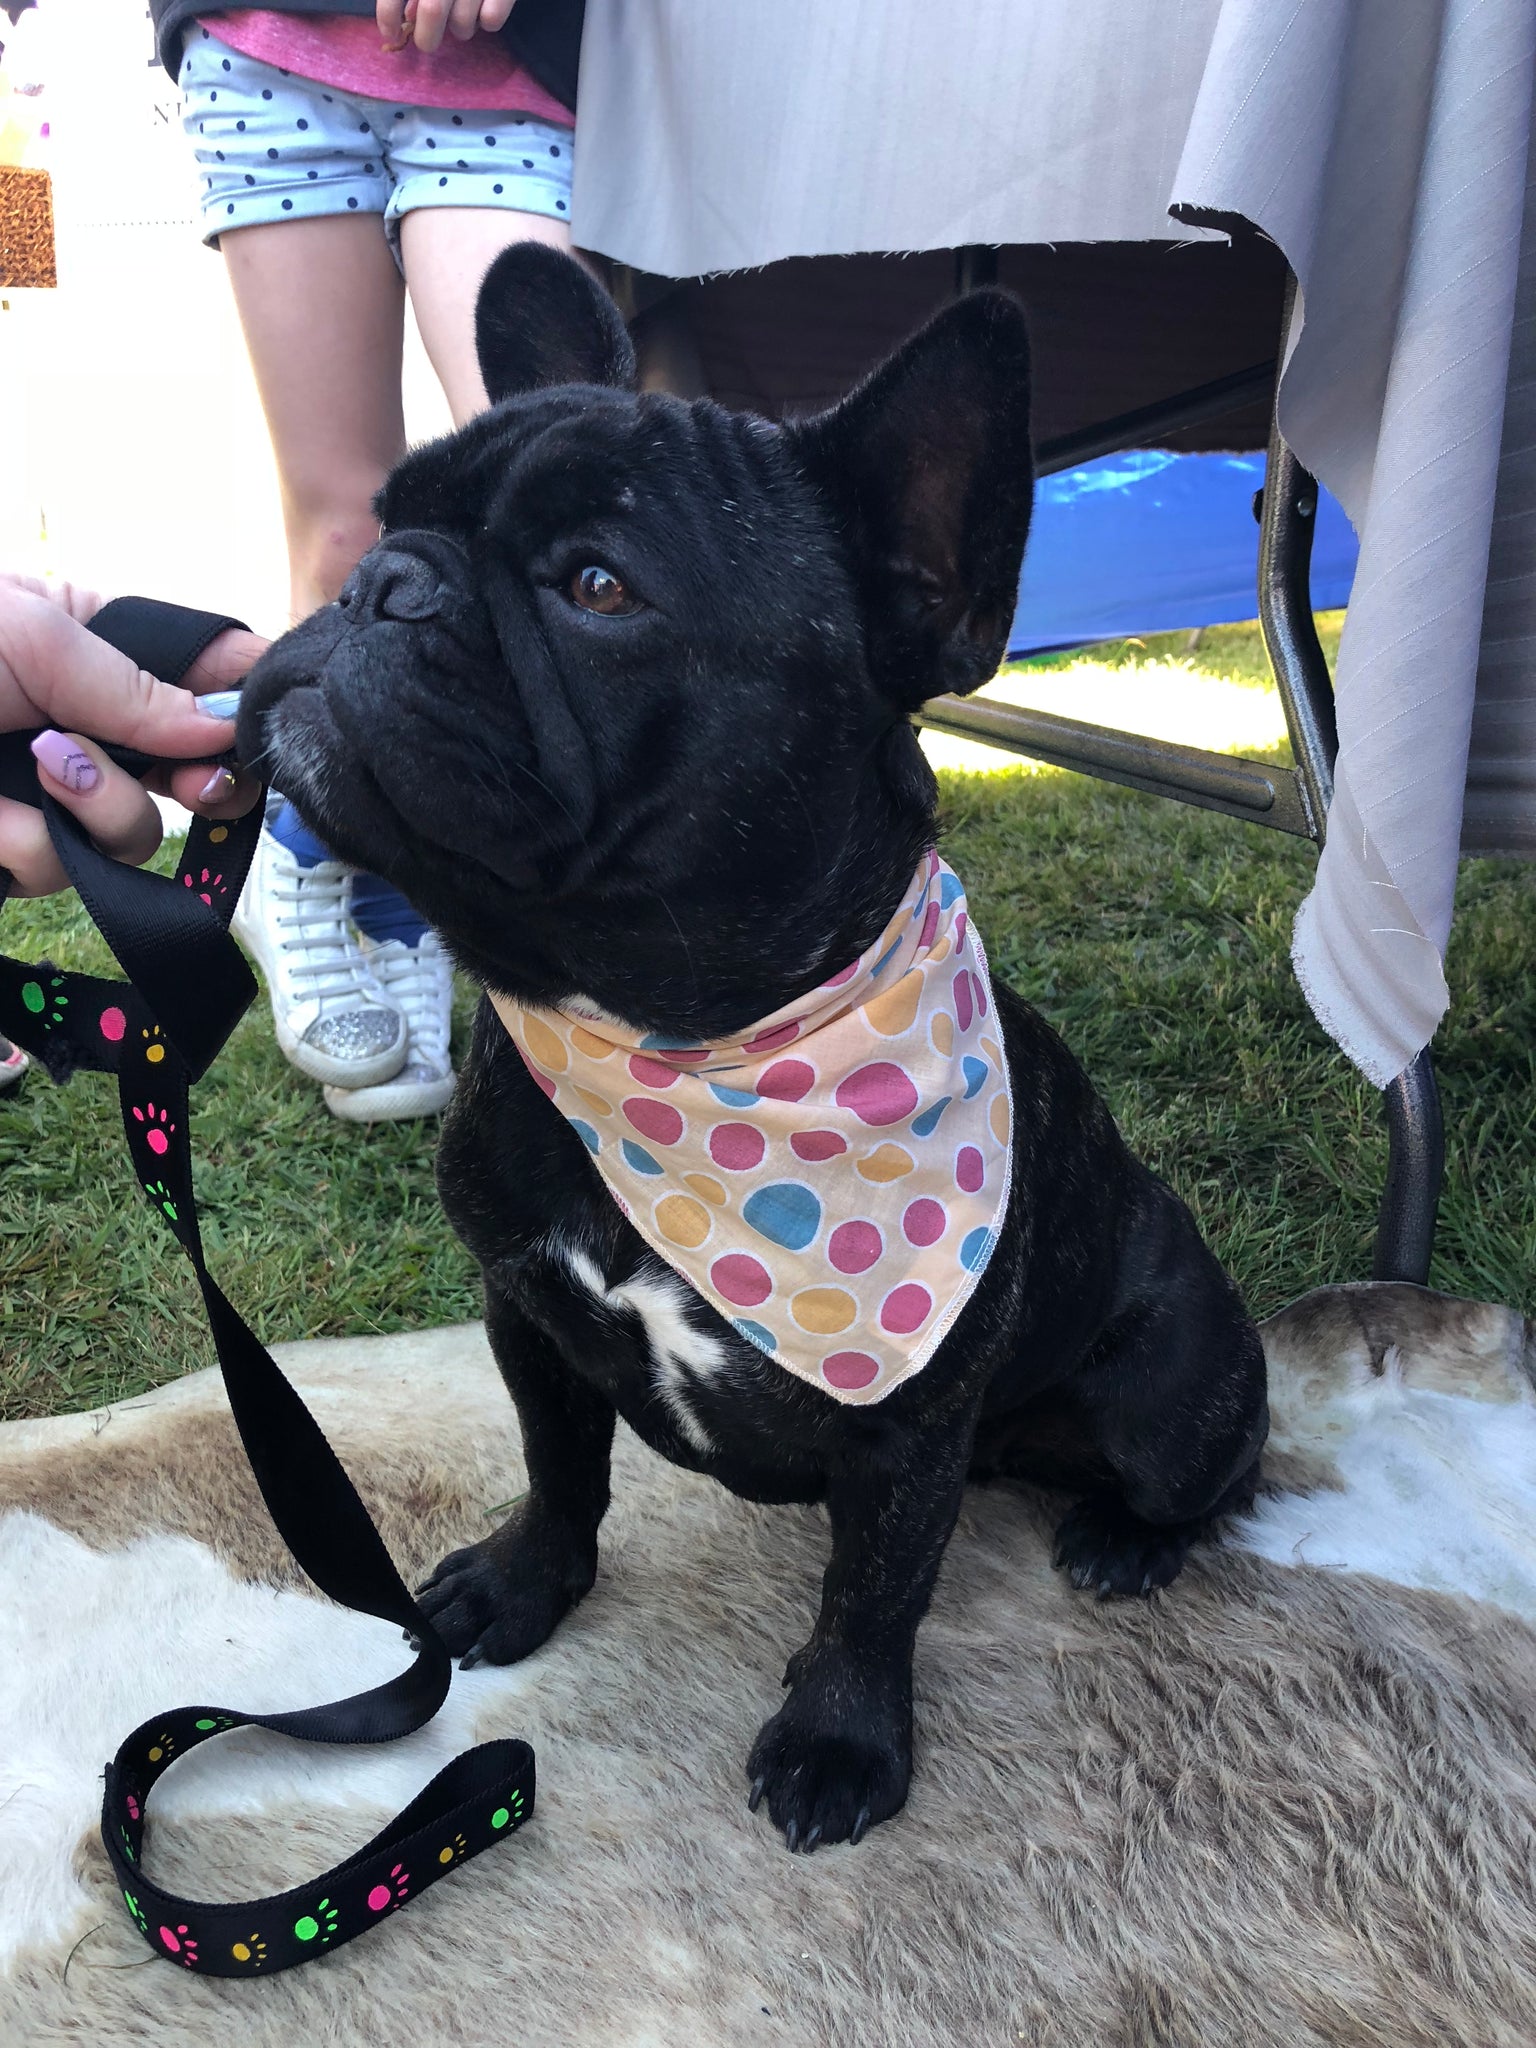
[491,852,1013,1405]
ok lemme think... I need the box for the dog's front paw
[1052,1493,1194,1599]
[746,1651,912,1852]
[416,1514,595,1668]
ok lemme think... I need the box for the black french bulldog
[239,246,1268,1853]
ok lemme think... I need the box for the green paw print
[193,1715,235,1734]
[144,1180,178,1221]
[21,977,67,1029]
[123,1889,149,1936]
[490,1790,524,1830]
[119,1825,135,1863]
[293,1897,339,1947]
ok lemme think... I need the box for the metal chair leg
[1373,1050,1444,1284]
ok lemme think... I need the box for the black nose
[339,547,447,623]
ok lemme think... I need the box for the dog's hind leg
[416,1281,616,1665]
[1051,1285,1269,1600]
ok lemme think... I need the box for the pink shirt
[201,12,572,120]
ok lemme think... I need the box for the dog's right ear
[475,245,638,402]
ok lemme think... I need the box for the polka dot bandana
[491,853,1013,1405]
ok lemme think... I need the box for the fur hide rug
[1,1281,1535,2047]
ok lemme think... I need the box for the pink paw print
[131,1102,175,1156]
[159,1923,199,1968]
[125,1794,140,1821]
[183,867,225,906]
[367,1863,411,1913]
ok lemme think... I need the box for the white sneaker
[323,931,455,1122]
[232,825,408,1089]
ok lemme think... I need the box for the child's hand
[0,585,264,898]
[377,0,516,55]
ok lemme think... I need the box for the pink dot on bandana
[710,1121,766,1171]
[955,911,969,953]
[835,1062,918,1126]
[956,1145,985,1193]
[821,961,860,988]
[628,1054,681,1088]
[624,1097,684,1146]
[902,1198,946,1246]
[666,1047,712,1064]
[746,1021,800,1052]
[954,971,974,1033]
[880,1283,933,1334]
[712,1252,773,1307]
[518,1051,557,1100]
[919,901,940,950]
[975,970,988,1017]
[758,1058,814,1102]
[99,1006,126,1042]
[791,1129,847,1162]
[828,1219,883,1273]
[823,1350,880,1391]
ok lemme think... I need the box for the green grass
[2,615,1531,1422]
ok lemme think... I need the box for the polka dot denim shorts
[180,32,573,262]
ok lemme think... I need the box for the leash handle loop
[0,599,533,1976]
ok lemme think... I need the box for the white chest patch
[562,1244,727,1453]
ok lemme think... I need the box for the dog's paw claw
[415,1529,592,1666]
[1053,1494,1195,1601]
[747,1660,911,1850]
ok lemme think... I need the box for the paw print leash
[0,598,533,1977]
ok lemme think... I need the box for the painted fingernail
[198,767,238,805]
[194,690,243,720]
[30,729,100,794]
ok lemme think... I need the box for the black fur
[237,249,1268,1853]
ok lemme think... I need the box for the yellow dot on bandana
[990,1092,1011,1145]
[857,1143,915,1183]
[522,1015,568,1071]
[930,1011,954,1056]
[864,974,923,1037]
[656,1195,712,1247]
[980,1034,1003,1068]
[791,1286,858,1334]
[575,1086,613,1117]
[685,1172,728,1206]
[928,936,952,963]
[571,1025,615,1059]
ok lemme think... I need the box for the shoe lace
[271,863,389,1009]
[366,936,452,1068]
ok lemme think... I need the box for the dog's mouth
[234,590,546,897]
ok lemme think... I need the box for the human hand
[0,582,267,898]
[377,0,516,55]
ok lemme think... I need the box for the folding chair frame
[919,259,1445,1284]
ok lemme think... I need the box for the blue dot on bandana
[734,1318,777,1354]
[911,1095,952,1138]
[959,1225,995,1273]
[569,1119,600,1154]
[870,937,903,979]
[961,1056,989,1100]
[939,871,965,908]
[622,1140,664,1176]
[708,1081,758,1108]
[743,1183,821,1252]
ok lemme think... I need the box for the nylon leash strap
[0,598,532,1978]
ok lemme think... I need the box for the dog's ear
[475,244,638,402]
[786,289,1032,711]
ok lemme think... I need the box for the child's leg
[400,207,573,424]
[218,213,407,619]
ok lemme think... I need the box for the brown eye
[570,565,639,615]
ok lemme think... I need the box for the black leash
[0,598,532,1978]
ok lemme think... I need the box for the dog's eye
[569,565,640,616]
